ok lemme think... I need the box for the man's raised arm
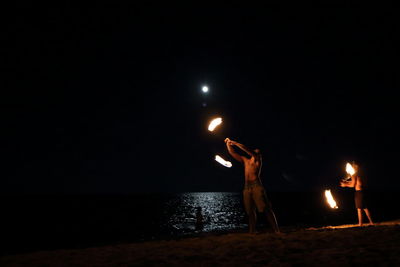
[231,141,256,158]
[225,138,244,163]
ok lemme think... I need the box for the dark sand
[1,220,399,266]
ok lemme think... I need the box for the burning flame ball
[208,118,222,132]
[215,155,232,168]
[325,189,338,209]
[346,162,356,176]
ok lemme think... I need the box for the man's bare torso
[243,156,262,183]
[354,175,363,191]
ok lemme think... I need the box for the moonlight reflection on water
[165,192,246,233]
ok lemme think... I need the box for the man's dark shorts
[243,181,272,214]
[355,190,368,209]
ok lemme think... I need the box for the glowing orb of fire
[208,117,222,132]
[346,163,355,176]
[215,155,232,168]
[325,189,338,209]
[202,86,209,93]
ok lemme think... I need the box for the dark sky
[3,6,399,194]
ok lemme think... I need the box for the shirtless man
[340,162,374,226]
[225,138,280,233]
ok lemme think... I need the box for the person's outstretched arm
[225,138,244,163]
[230,141,256,158]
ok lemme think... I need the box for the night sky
[3,7,399,194]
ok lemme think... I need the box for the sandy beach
[1,220,399,266]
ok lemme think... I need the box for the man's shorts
[243,181,272,214]
[355,190,368,209]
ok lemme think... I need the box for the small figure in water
[225,138,280,234]
[195,207,204,231]
[340,161,374,226]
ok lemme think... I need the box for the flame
[208,118,222,132]
[346,163,355,176]
[325,189,338,209]
[215,155,232,168]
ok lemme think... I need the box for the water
[0,191,398,255]
[165,192,245,233]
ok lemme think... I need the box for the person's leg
[253,186,280,233]
[243,189,256,233]
[248,209,257,234]
[363,208,374,225]
[265,208,280,233]
[355,191,364,226]
[357,209,363,226]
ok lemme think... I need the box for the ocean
[1,191,398,256]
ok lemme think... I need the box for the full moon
[202,86,209,93]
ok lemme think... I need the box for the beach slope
[1,220,399,266]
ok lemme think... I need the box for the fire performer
[340,162,374,226]
[224,138,280,234]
